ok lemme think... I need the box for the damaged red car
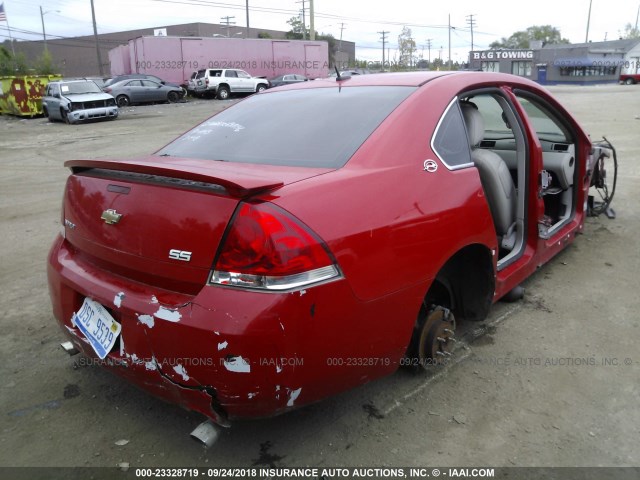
[47,71,616,431]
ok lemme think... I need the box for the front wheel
[167,91,180,103]
[216,86,230,100]
[624,78,635,85]
[116,95,130,107]
[60,109,70,124]
[256,84,267,93]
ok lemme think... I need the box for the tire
[216,86,230,100]
[116,95,130,107]
[256,84,267,93]
[167,91,180,103]
[624,78,635,85]
[43,107,53,122]
[60,109,70,125]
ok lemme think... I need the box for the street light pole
[89,0,104,76]
[585,0,593,43]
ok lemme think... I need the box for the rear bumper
[47,235,417,425]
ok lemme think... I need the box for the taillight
[210,202,340,291]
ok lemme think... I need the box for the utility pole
[296,0,306,39]
[338,23,346,52]
[221,16,236,38]
[466,14,476,52]
[89,0,103,76]
[39,6,47,51]
[635,3,639,32]
[426,38,432,65]
[309,0,315,40]
[379,31,389,70]
[585,0,593,42]
[245,0,249,38]
[448,14,452,69]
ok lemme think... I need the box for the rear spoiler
[65,157,284,198]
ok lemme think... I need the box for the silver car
[104,79,183,107]
[43,80,118,124]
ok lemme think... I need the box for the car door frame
[44,83,62,120]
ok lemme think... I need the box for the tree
[285,17,339,66]
[36,49,56,75]
[257,32,272,39]
[285,16,307,40]
[398,26,417,68]
[490,25,570,49]
[0,48,30,75]
[622,23,640,39]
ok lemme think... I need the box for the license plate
[72,298,121,360]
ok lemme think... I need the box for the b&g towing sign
[472,50,534,60]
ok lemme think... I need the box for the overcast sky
[1,0,638,61]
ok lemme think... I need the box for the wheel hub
[418,306,456,367]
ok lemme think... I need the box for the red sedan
[47,71,614,429]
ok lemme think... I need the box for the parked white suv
[192,69,269,99]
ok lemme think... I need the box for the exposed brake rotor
[418,305,456,368]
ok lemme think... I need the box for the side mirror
[161,81,166,85]
[157,84,163,88]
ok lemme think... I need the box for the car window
[237,71,251,79]
[432,100,473,169]
[469,95,514,138]
[141,80,159,87]
[196,70,206,79]
[158,86,416,168]
[61,81,102,94]
[517,96,570,143]
[125,81,142,87]
[225,70,238,78]
[283,75,292,81]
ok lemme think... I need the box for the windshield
[158,86,415,168]
[61,81,103,95]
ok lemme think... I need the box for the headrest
[460,102,484,147]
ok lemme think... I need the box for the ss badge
[168,249,192,262]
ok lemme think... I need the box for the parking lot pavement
[0,87,638,468]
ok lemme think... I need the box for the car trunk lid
[62,156,331,293]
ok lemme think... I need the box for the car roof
[277,71,541,91]
[54,79,98,84]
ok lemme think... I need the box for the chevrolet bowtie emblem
[101,209,123,225]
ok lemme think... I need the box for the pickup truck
[619,73,640,85]
[192,68,269,99]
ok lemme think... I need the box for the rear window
[157,86,415,168]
